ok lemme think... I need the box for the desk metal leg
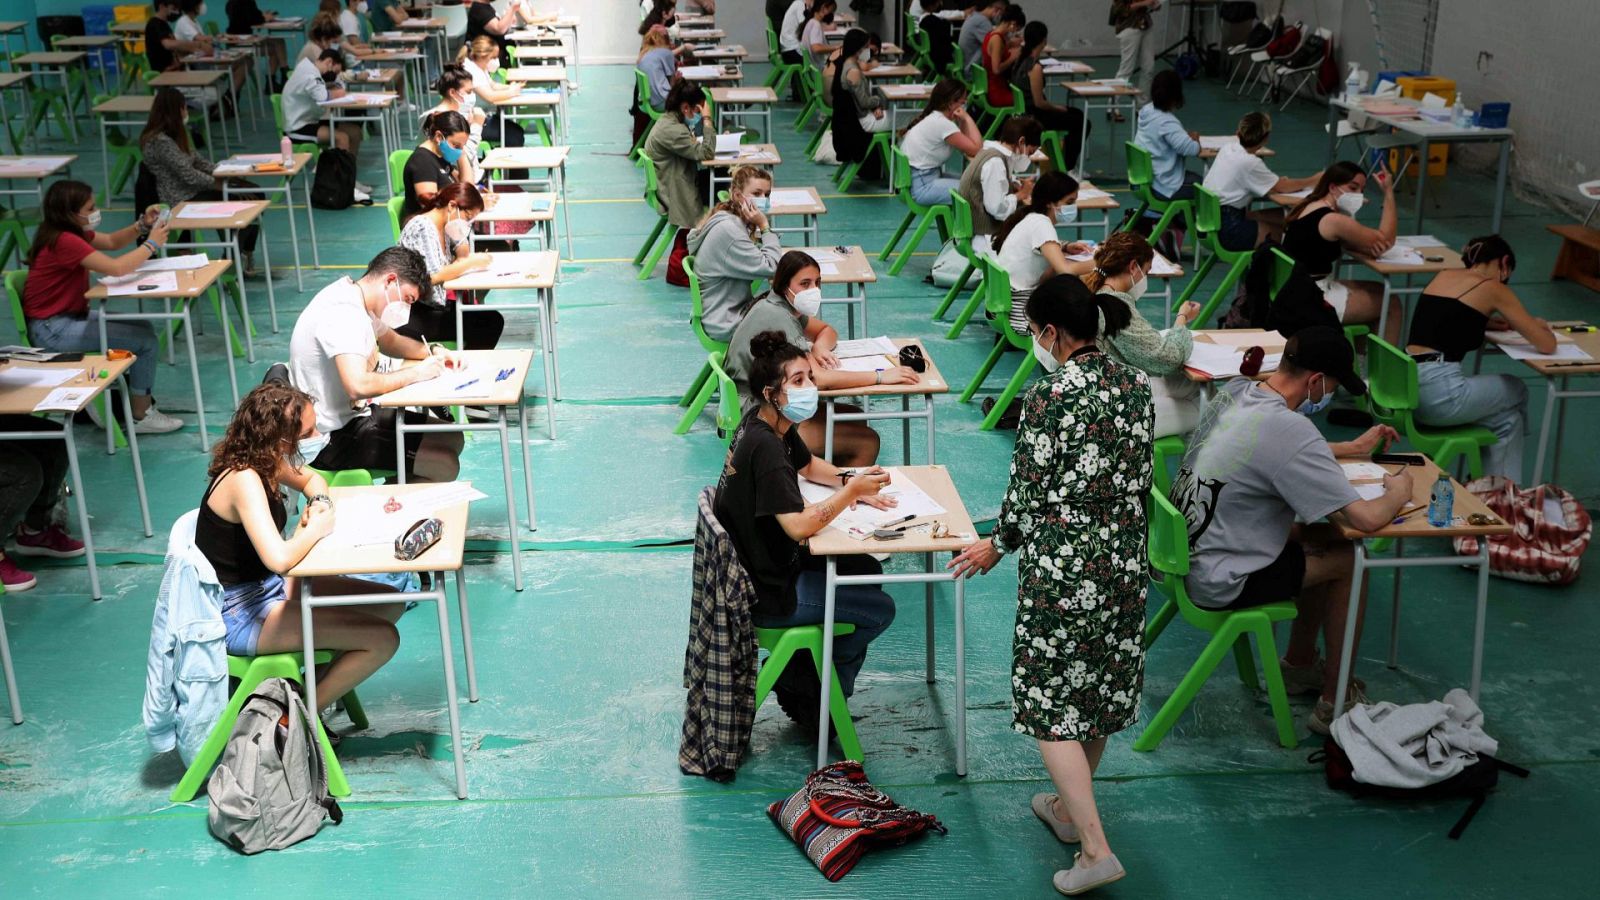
[1532,380,1557,485]
[1552,376,1570,483]
[117,373,153,537]
[816,557,839,769]
[98,118,110,203]
[559,162,573,258]
[1490,140,1510,234]
[454,568,479,703]
[259,221,277,332]
[216,279,241,409]
[1325,100,1340,164]
[518,387,536,531]
[496,408,525,592]
[1332,543,1367,716]
[1375,276,1392,351]
[304,172,322,270]
[0,593,19,723]
[924,552,935,683]
[62,426,101,600]
[1470,542,1489,700]
[1412,138,1430,233]
[823,398,834,462]
[1387,539,1403,667]
[283,176,305,292]
[954,574,966,776]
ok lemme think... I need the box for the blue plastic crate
[82,4,119,75]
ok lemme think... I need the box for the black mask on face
[166,10,182,21]
[322,70,340,83]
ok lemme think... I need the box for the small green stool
[171,651,367,802]
[754,624,864,762]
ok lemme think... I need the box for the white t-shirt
[461,56,494,96]
[778,0,807,53]
[996,212,1059,293]
[902,111,958,171]
[174,15,203,42]
[281,56,330,135]
[338,10,364,40]
[289,277,384,434]
[978,141,1019,221]
[1202,142,1281,209]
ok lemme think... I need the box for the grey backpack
[207,677,343,853]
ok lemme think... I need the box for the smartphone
[154,205,172,229]
[1371,453,1425,466]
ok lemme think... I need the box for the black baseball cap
[1282,326,1366,396]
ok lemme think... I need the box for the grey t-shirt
[1172,378,1360,607]
[957,12,993,69]
[724,294,812,408]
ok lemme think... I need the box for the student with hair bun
[712,329,897,729]
[402,110,473,225]
[1081,231,1202,437]
[426,65,488,181]
[1284,162,1403,342]
[949,273,1152,897]
[1408,235,1554,479]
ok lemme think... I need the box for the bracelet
[144,240,160,254]
[308,493,332,507]
[874,369,882,385]
[839,470,855,484]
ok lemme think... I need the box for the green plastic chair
[385,195,405,242]
[632,149,674,280]
[170,651,365,802]
[117,39,147,94]
[0,212,35,271]
[387,149,411,196]
[1151,434,1187,498]
[13,52,76,142]
[754,624,864,762]
[1123,142,1192,253]
[762,24,804,98]
[798,66,831,155]
[674,256,733,435]
[904,14,932,72]
[1038,130,1069,173]
[879,147,953,276]
[968,67,1023,140]
[957,252,1037,431]
[94,92,143,203]
[270,95,322,167]
[834,130,893,193]
[1173,185,1254,329]
[793,58,822,134]
[1266,246,1369,346]
[1134,489,1298,752]
[934,189,984,326]
[704,351,743,446]
[631,68,662,160]
[1365,337,1494,480]
[948,45,970,87]
[6,270,128,449]
[48,36,93,116]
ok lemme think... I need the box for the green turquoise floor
[2,62,1598,897]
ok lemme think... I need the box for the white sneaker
[83,397,105,429]
[133,406,185,434]
[355,180,375,193]
[353,187,373,204]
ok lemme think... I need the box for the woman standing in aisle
[949,274,1152,896]
[1109,0,1159,114]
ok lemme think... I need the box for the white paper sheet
[722,89,768,101]
[677,65,721,78]
[1485,329,1574,348]
[1279,187,1313,199]
[0,155,73,173]
[330,484,488,546]
[1393,234,1444,249]
[797,467,948,539]
[1354,483,1387,501]
[833,336,897,358]
[138,254,210,272]
[818,261,840,276]
[103,271,179,295]
[175,201,254,219]
[1200,330,1287,350]
[1150,253,1181,276]
[768,188,813,207]
[836,355,896,373]
[1075,188,1111,201]
[713,132,742,156]
[33,387,94,412]
[0,366,80,388]
[1499,342,1593,362]
[1186,343,1281,378]
[806,248,844,263]
[1376,246,1426,266]
[1200,135,1240,150]
[1342,462,1390,481]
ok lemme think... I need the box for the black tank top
[1407,280,1494,362]
[1282,207,1344,279]
[196,471,287,586]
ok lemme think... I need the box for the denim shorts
[220,573,286,657]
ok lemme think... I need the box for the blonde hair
[639,26,672,54]
[1081,232,1154,294]
[694,166,774,239]
[458,35,498,63]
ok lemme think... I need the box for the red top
[21,230,96,320]
[983,31,1014,108]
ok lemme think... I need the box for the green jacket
[644,112,719,230]
[1098,288,1193,375]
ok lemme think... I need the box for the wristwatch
[308,493,332,507]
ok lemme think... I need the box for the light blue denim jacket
[143,510,228,765]
[1134,104,1200,198]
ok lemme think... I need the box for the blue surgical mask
[779,385,818,423]
[1296,377,1334,416]
[439,140,464,165]
[685,112,703,131]
[750,196,770,213]
[1055,204,1079,226]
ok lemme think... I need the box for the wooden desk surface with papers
[1183,329,1285,382]
[864,64,921,80]
[168,199,269,230]
[807,466,976,557]
[504,66,567,83]
[480,146,570,170]
[818,339,949,397]
[0,354,134,415]
[288,483,470,577]
[702,143,781,168]
[767,186,826,216]
[85,259,232,300]
[0,154,76,178]
[796,245,876,283]
[1333,455,1510,540]
[213,152,313,178]
[94,94,154,114]
[1353,243,1463,276]
[709,86,777,104]
[442,250,558,291]
[1486,323,1600,375]
[150,70,225,87]
[374,349,534,408]
[474,191,556,223]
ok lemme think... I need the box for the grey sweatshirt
[685,210,784,343]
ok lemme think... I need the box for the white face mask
[1335,191,1366,216]
[82,209,103,229]
[1031,332,1060,373]
[197,3,206,16]
[486,58,501,73]
[297,433,329,461]
[356,1,368,12]
[376,281,411,330]
[1055,204,1078,225]
[857,49,871,63]
[443,214,473,245]
[1008,150,1031,174]
[458,90,477,110]
[789,286,823,318]
[1125,265,1148,302]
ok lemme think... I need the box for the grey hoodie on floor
[1331,688,1499,790]
[685,210,784,343]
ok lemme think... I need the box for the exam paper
[1200,330,1287,351]
[722,89,767,101]
[1200,135,1240,150]
[1075,188,1111,202]
[768,188,813,207]
[836,355,896,373]
[833,336,897,358]
[1394,235,1444,249]
[0,366,80,388]
[1150,254,1181,276]
[104,271,179,295]
[713,132,742,155]
[138,254,210,272]
[1342,462,1390,481]
[34,387,94,413]
[677,65,721,78]
[797,467,948,539]
[175,201,253,219]
[1376,246,1426,266]
[1498,342,1592,363]
[330,484,488,546]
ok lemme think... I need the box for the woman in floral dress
[950,274,1153,896]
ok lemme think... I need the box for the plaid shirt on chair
[679,487,760,781]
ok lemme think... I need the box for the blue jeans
[911,166,960,209]
[755,559,897,697]
[1415,360,1528,480]
[27,312,160,396]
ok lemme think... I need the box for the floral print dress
[991,348,1154,741]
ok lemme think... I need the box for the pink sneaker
[0,552,37,592]
[12,524,86,559]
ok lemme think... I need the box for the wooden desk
[1197,137,1276,161]
[819,338,949,464]
[289,482,474,799]
[1069,181,1122,241]
[0,154,76,208]
[1063,81,1141,179]
[864,64,921,81]
[766,185,826,246]
[472,190,556,251]
[443,251,561,438]
[0,353,152,601]
[679,64,742,85]
[796,245,877,338]
[504,66,567,84]
[320,92,401,194]
[1328,454,1512,716]
[690,45,747,61]
[1349,241,1463,340]
[677,28,726,42]
[1182,328,1285,384]
[94,95,184,202]
[806,465,977,774]
[216,152,319,291]
[479,146,573,258]
[1485,324,1600,484]
[708,86,776,141]
[703,142,781,206]
[879,82,933,132]
[169,200,273,357]
[376,349,537,589]
[345,67,402,90]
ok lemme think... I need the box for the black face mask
[166,11,182,21]
[321,70,340,84]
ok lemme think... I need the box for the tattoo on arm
[809,500,837,523]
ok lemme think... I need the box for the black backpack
[310,148,357,210]
[1311,738,1529,839]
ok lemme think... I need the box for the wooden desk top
[1332,455,1511,540]
[678,28,726,41]
[0,21,30,33]
[170,199,269,229]
[352,49,421,62]
[703,143,782,168]
[797,245,876,284]
[691,45,748,60]
[504,66,567,83]
[0,154,77,178]
[509,45,570,60]
[442,250,559,291]
[681,66,742,83]
[370,31,428,44]
[0,72,29,89]
[878,82,933,101]
[15,51,86,65]
[401,17,447,29]
[346,67,401,84]
[87,259,232,300]
[374,348,535,408]
[1182,328,1282,382]
[1065,80,1140,96]
[768,186,826,216]
[255,19,307,31]
[0,354,133,416]
[474,191,557,223]
[865,64,921,80]
[818,338,950,398]
[181,50,252,65]
[151,70,226,87]
[1073,181,1121,211]
[494,91,560,108]
[95,94,156,114]
[321,92,398,109]
[481,145,570,170]
[288,483,469,577]
[54,35,120,48]
[1353,243,1463,276]
[109,21,147,34]
[1040,60,1096,76]
[213,152,313,178]
[807,466,977,557]
[1486,323,1600,376]
[710,86,777,104]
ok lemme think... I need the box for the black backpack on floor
[1311,738,1529,839]
[310,148,357,210]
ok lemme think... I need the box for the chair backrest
[684,255,727,354]
[978,251,1020,341]
[969,63,988,98]
[1147,489,1191,578]
[1268,246,1296,301]
[634,68,657,119]
[1124,141,1154,192]
[707,351,742,446]
[438,3,469,41]
[1365,335,1420,415]
[949,189,974,248]
[804,66,829,113]
[385,195,404,242]
[765,23,781,58]
[891,146,912,195]
[387,149,411,195]
[270,93,285,132]
[638,148,666,213]
[1193,184,1224,236]
[949,45,967,83]
[5,270,30,346]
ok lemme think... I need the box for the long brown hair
[208,382,316,496]
[994,171,1077,252]
[1081,231,1154,293]
[905,77,966,132]
[1289,160,1363,220]
[140,87,193,154]
[26,180,95,266]
[422,180,485,215]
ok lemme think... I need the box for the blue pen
[454,378,479,391]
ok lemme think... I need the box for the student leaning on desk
[1170,327,1414,736]
[288,247,465,482]
[1202,112,1321,251]
[1283,163,1403,343]
[685,166,783,343]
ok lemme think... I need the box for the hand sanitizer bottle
[280,134,293,166]
[1345,63,1362,103]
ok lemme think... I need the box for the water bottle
[1344,64,1362,103]
[1427,475,1454,527]
[280,134,293,166]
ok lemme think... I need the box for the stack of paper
[1498,342,1592,363]
[833,336,896,358]
[1393,235,1445,249]
[0,366,81,389]
[678,65,722,78]
[797,467,947,540]
[176,201,254,219]
[1341,462,1390,481]
[1185,342,1281,379]
[102,271,179,295]
[34,387,94,413]
[138,254,210,272]
[1150,254,1182,276]
[713,133,742,156]
[722,89,767,101]
[1075,188,1111,202]
[1376,246,1426,266]
[837,355,896,373]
